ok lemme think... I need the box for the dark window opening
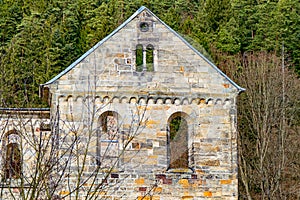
[3,132,22,180]
[5,143,21,179]
[135,44,143,72]
[97,111,119,167]
[146,45,154,72]
[168,115,188,169]
[100,111,118,140]
[139,22,149,32]
[40,122,51,131]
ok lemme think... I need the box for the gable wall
[44,9,239,200]
[49,10,238,101]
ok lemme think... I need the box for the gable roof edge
[142,7,245,93]
[42,6,245,93]
[41,6,147,86]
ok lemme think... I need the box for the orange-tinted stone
[146,120,159,127]
[203,160,220,166]
[200,99,206,104]
[156,131,167,137]
[153,187,162,192]
[182,196,193,200]
[59,191,70,195]
[137,105,151,110]
[223,84,230,88]
[178,179,189,188]
[220,179,232,184]
[196,169,205,174]
[115,53,125,58]
[180,66,185,72]
[135,178,145,185]
[204,191,212,197]
[164,106,171,110]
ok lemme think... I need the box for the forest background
[0,0,299,199]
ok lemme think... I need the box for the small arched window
[3,131,22,180]
[168,113,188,169]
[97,111,120,167]
[146,45,154,72]
[135,44,143,72]
[100,111,118,140]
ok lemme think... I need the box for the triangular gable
[41,6,245,92]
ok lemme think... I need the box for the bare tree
[216,51,300,199]
[0,95,149,199]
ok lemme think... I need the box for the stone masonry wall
[0,110,51,198]
[44,8,240,199]
[0,8,240,200]
[51,94,238,199]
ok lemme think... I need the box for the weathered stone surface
[0,6,243,200]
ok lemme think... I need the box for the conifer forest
[0,0,299,199]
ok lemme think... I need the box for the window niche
[168,113,189,169]
[96,111,120,167]
[3,131,22,180]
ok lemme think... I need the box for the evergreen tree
[0,0,24,48]
[231,0,260,52]
[275,0,300,74]
[216,17,240,54]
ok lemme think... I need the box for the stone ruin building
[0,6,244,200]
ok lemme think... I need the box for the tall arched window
[135,44,143,72]
[146,44,154,72]
[168,113,188,169]
[3,131,22,180]
[97,111,120,167]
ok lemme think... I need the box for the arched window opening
[168,114,188,169]
[146,44,154,72]
[97,111,120,167]
[135,44,143,72]
[3,131,21,180]
[100,111,118,140]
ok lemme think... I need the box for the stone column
[153,49,158,71]
[143,49,146,71]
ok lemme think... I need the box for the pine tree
[275,0,300,74]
